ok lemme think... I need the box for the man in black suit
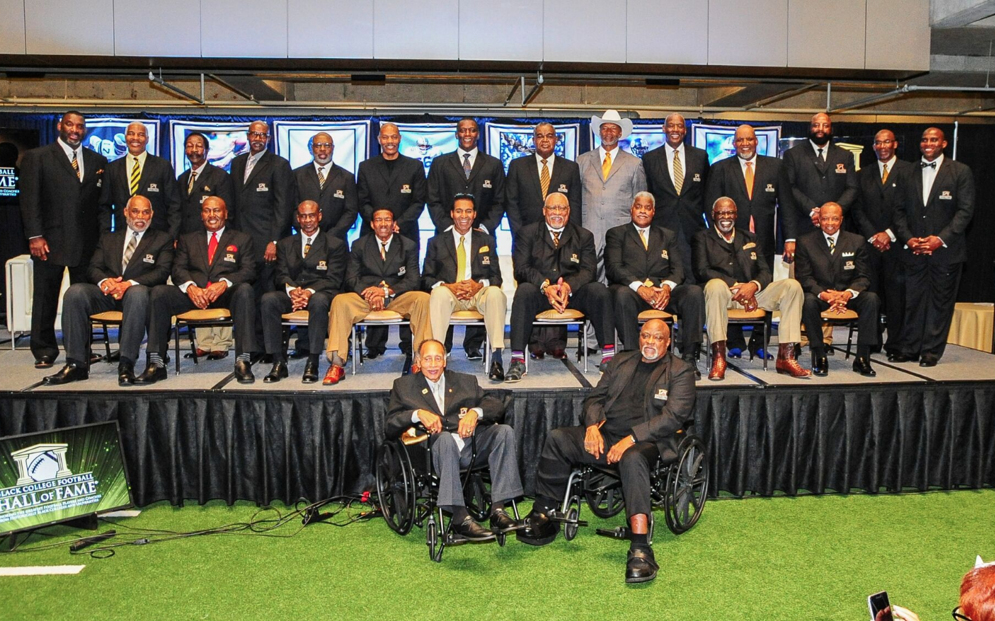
[427,118,506,237]
[178,132,234,235]
[780,113,859,261]
[229,120,294,300]
[138,196,258,385]
[260,200,348,384]
[357,122,427,360]
[642,113,710,280]
[892,127,976,367]
[795,202,879,377]
[292,131,358,242]
[99,121,181,238]
[518,319,694,584]
[423,195,507,382]
[177,131,236,358]
[693,197,810,381]
[605,191,704,379]
[43,196,173,386]
[426,118,503,359]
[385,339,524,541]
[20,110,108,368]
[505,192,614,382]
[853,129,916,359]
[505,122,582,235]
[323,209,431,385]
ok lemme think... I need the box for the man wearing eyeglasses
[292,132,358,244]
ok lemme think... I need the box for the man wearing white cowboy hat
[577,109,647,282]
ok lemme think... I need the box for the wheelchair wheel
[664,435,709,535]
[583,470,626,518]
[462,471,492,523]
[563,499,581,541]
[375,441,417,536]
[426,517,442,562]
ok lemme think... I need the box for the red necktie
[208,232,218,264]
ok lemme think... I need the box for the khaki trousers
[703,278,803,344]
[429,285,506,351]
[195,326,233,351]
[326,291,432,361]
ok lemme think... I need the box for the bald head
[809,113,832,146]
[311,131,334,165]
[639,319,671,362]
[734,125,758,160]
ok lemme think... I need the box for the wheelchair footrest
[595,527,632,541]
[548,510,588,528]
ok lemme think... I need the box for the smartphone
[868,591,894,621]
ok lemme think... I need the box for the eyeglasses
[953,606,972,620]
[248,132,269,138]
[312,142,333,149]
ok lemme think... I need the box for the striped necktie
[827,236,836,254]
[672,149,684,195]
[317,166,326,190]
[122,231,139,271]
[639,229,648,250]
[303,236,311,257]
[129,157,141,196]
[540,158,550,198]
[71,151,80,181]
[187,170,197,196]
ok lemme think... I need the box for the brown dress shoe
[322,364,345,385]
[775,343,811,378]
[708,341,727,381]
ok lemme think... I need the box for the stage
[2,327,994,507]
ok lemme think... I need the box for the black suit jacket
[643,144,710,240]
[229,151,295,258]
[385,370,505,438]
[583,351,696,454]
[505,154,582,234]
[780,141,858,237]
[100,153,181,238]
[177,164,234,235]
[704,154,783,251]
[422,229,502,290]
[853,159,915,241]
[692,227,772,288]
[513,221,596,292]
[893,157,976,266]
[292,162,358,241]
[87,228,174,287]
[604,223,684,288]
[794,230,871,296]
[427,150,506,235]
[356,154,427,238]
[20,141,108,267]
[273,231,348,294]
[172,228,257,288]
[346,233,420,296]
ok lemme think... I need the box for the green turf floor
[1,489,992,621]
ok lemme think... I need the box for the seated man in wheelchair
[518,318,696,583]
[385,339,525,541]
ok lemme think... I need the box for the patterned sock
[148,353,164,368]
[511,350,525,363]
[601,344,615,364]
[236,353,250,363]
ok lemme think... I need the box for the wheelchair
[551,425,709,544]
[375,427,521,562]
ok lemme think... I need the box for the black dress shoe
[234,359,255,384]
[625,547,659,584]
[919,355,939,367]
[288,348,310,360]
[364,347,384,360]
[263,361,288,383]
[888,352,918,363]
[681,354,701,380]
[302,356,320,384]
[89,353,104,365]
[402,353,413,376]
[44,363,88,385]
[465,347,483,361]
[516,509,559,546]
[118,362,136,386]
[852,356,876,377]
[488,359,505,382]
[452,515,496,542]
[812,353,829,377]
[34,356,55,369]
[134,364,167,385]
[207,350,230,361]
[504,360,526,383]
[490,508,524,534]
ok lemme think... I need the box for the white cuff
[847,289,859,299]
[221,278,233,287]
[179,281,195,293]
[479,279,489,288]
[128,280,139,286]
[886,228,896,243]
[662,280,677,291]
[410,411,420,424]
[629,281,642,292]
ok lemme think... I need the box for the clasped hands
[819,289,853,314]
[637,283,671,311]
[870,232,892,252]
[186,281,228,309]
[417,408,478,439]
[100,277,133,301]
[288,287,312,311]
[544,277,572,313]
[729,281,760,312]
[444,279,483,301]
[584,424,634,464]
[907,235,942,255]
[361,285,390,311]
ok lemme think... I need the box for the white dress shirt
[666,144,686,187]
[179,227,231,292]
[57,138,84,180]
[824,231,858,299]
[629,223,677,292]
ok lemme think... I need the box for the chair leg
[763,317,771,372]
[174,324,181,374]
[102,323,111,360]
[582,321,588,373]
[351,325,358,375]
[846,323,855,360]
[187,325,199,365]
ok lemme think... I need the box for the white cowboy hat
[591,109,633,140]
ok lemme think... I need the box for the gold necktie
[639,229,648,250]
[303,237,311,257]
[317,167,326,190]
[745,161,754,200]
[672,150,684,195]
[828,237,836,254]
[456,235,467,281]
[540,158,550,198]
[71,151,80,181]
[552,231,560,248]
[129,157,141,196]
[380,241,387,261]
[187,170,197,196]
[881,164,889,185]
[602,151,612,181]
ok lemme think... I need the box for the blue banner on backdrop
[169,120,250,174]
[85,118,160,162]
[273,120,371,174]
[395,122,458,177]
[484,122,580,173]
[691,123,781,163]
[590,123,665,158]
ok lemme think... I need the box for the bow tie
[921,161,937,169]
